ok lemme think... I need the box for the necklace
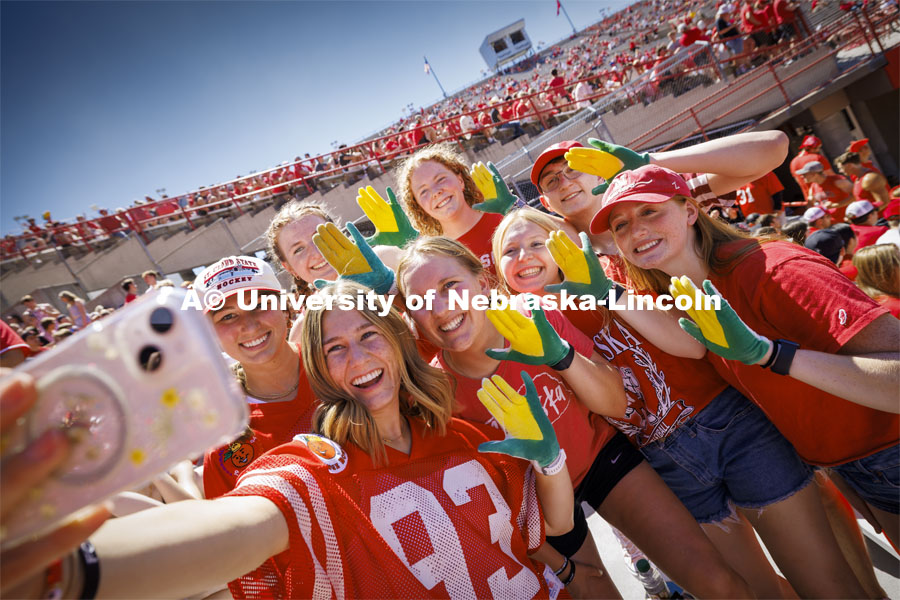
[382,419,410,444]
[245,377,299,401]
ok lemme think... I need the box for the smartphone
[0,288,248,549]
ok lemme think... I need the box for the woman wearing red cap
[593,164,900,555]
[789,135,834,201]
[491,207,861,599]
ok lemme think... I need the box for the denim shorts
[640,386,814,523]
[831,444,900,514]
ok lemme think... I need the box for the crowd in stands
[8,0,893,261]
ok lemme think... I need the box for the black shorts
[576,431,644,510]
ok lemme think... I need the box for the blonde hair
[491,208,563,294]
[395,143,484,236]
[624,197,764,293]
[396,236,496,298]
[492,208,611,329]
[265,200,335,294]
[853,244,900,300]
[300,280,453,465]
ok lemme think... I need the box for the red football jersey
[226,418,561,599]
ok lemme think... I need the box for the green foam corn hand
[565,138,650,195]
[313,221,395,295]
[471,161,518,215]
[669,276,771,365]
[356,186,418,248]
[544,230,614,301]
[485,304,569,366]
[477,372,561,468]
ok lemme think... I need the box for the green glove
[485,304,570,366]
[669,276,772,365]
[356,186,419,248]
[564,138,651,196]
[470,161,518,215]
[313,222,396,295]
[477,372,561,469]
[544,231,614,301]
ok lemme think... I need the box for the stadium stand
[1,0,898,317]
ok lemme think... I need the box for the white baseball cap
[194,256,282,313]
[845,200,875,220]
[803,206,827,223]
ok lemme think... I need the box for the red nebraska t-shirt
[561,307,728,448]
[707,240,896,466]
[455,212,505,278]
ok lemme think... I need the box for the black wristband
[760,339,780,369]
[770,339,799,375]
[550,344,576,371]
[561,559,577,586]
[546,502,588,557]
[78,541,100,600]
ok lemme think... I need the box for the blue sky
[1,0,633,235]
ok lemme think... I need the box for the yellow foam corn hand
[476,372,561,468]
[669,276,770,364]
[544,231,615,300]
[478,375,542,441]
[485,304,569,366]
[313,222,369,276]
[470,161,518,215]
[312,222,396,294]
[565,139,651,195]
[355,186,418,248]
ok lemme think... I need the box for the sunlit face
[608,199,698,273]
[499,221,561,295]
[321,308,401,418]
[211,294,287,366]
[401,254,490,354]
[410,161,469,224]
[538,159,600,221]
[277,215,337,285]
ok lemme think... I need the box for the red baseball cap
[800,135,821,149]
[848,138,869,153]
[881,198,900,220]
[530,140,583,187]
[590,164,692,233]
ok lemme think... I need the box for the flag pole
[558,1,577,35]
[424,56,448,99]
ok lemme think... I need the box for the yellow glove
[485,304,569,366]
[669,276,771,364]
[355,186,418,248]
[477,372,561,468]
[478,375,542,441]
[469,161,517,214]
[544,231,615,300]
[313,222,368,276]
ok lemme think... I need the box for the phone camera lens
[150,307,174,333]
[139,345,163,372]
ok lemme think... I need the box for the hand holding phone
[0,288,248,550]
